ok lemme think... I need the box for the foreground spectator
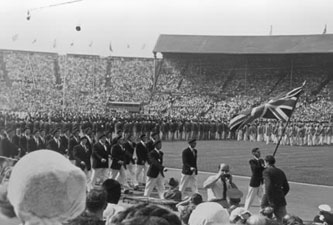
[110,203,181,225]
[102,179,125,224]
[7,150,87,225]
[163,177,182,202]
[176,193,203,225]
[68,188,107,225]
[188,202,230,225]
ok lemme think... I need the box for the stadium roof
[153,34,333,55]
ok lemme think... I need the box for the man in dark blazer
[146,132,160,153]
[91,133,109,186]
[144,140,167,199]
[179,138,198,197]
[68,128,80,164]
[73,136,92,190]
[262,155,290,222]
[47,128,66,155]
[123,134,136,187]
[110,136,127,188]
[134,134,149,188]
[0,130,19,158]
[27,129,39,153]
[244,147,265,210]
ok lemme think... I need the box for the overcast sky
[0,0,332,57]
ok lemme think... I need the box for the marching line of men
[236,121,333,146]
[0,119,200,199]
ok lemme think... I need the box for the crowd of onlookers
[1,49,333,127]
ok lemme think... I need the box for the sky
[0,0,332,58]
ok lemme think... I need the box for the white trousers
[110,166,128,188]
[144,174,165,199]
[244,185,263,210]
[91,168,109,187]
[135,163,148,186]
[179,173,198,196]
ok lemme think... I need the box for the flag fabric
[53,39,57,48]
[323,24,327,34]
[70,42,74,47]
[229,83,304,132]
[12,34,18,42]
[109,42,113,52]
[89,41,93,47]
[32,38,37,44]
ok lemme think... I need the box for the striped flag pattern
[229,83,305,132]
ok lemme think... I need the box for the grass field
[162,140,333,186]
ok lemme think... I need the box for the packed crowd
[1,49,333,137]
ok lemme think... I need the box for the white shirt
[205,174,225,201]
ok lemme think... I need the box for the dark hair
[86,189,107,213]
[252,147,259,153]
[102,179,121,204]
[265,155,275,165]
[111,203,181,225]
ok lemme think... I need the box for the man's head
[15,128,21,136]
[151,132,160,141]
[218,163,230,175]
[102,179,121,204]
[188,138,197,148]
[86,189,107,214]
[53,129,60,139]
[80,136,88,145]
[24,128,31,136]
[251,148,260,158]
[98,134,106,144]
[140,134,147,142]
[154,140,162,150]
[264,155,275,166]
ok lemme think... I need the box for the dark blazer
[249,158,265,187]
[38,137,47,149]
[123,141,135,165]
[147,149,164,178]
[47,138,66,155]
[73,144,92,171]
[0,137,19,157]
[92,142,109,169]
[262,166,290,208]
[135,142,148,165]
[11,134,20,149]
[181,147,198,175]
[19,136,27,156]
[146,139,155,152]
[68,137,79,160]
[27,137,39,153]
[110,144,125,170]
[60,136,70,155]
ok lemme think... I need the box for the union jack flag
[229,82,305,132]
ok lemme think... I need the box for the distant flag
[229,82,305,132]
[109,42,113,52]
[141,43,146,50]
[127,44,130,48]
[32,38,37,44]
[70,42,74,47]
[89,41,93,47]
[269,25,273,36]
[12,34,19,42]
[53,39,57,48]
[323,24,327,34]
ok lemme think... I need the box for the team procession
[2,0,333,225]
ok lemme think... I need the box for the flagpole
[273,82,305,156]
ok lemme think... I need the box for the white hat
[319,204,331,212]
[189,202,230,225]
[8,150,87,225]
[229,207,251,223]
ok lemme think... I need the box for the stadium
[0,1,333,225]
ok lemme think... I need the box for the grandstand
[1,34,333,122]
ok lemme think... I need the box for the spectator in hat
[91,133,110,187]
[244,147,265,210]
[313,204,333,225]
[144,140,167,199]
[6,150,86,225]
[261,155,289,223]
[134,134,149,189]
[163,177,182,202]
[73,136,92,190]
[102,179,125,225]
[179,138,199,198]
[188,202,230,225]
